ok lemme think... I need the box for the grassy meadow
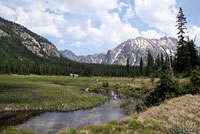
[0,74,190,112]
[0,75,108,112]
[1,74,196,134]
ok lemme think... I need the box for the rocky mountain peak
[61,37,179,65]
[0,17,61,58]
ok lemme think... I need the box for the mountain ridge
[61,37,182,65]
[0,17,61,59]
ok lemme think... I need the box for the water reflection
[0,111,43,128]
[1,91,137,134]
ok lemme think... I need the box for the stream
[0,91,138,134]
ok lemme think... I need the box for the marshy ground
[1,75,198,134]
[60,94,200,134]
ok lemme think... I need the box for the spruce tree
[155,54,161,70]
[176,7,187,47]
[175,7,191,73]
[161,53,164,66]
[126,58,130,76]
[139,57,144,76]
[187,40,199,69]
[147,50,155,76]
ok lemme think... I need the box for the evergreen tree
[145,62,179,106]
[139,57,144,76]
[161,53,164,66]
[175,7,191,73]
[187,40,199,69]
[155,54,161,70]
[176,7,187,47]
[147,50,155,76]
[126,58,130,76]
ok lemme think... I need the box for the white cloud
[188,25,200,46]
[134,0,177,37]
[44,0,118,14]
[32,25,62,38]
[67,11,140,49]
[0,1,66,38]
[118,2,128,13]
[58,40,65,45]
[123,4,134,22]
[71,41,83,48]
[141,30,164,39]
[97,12,140,46]
[0,2,15,20]
[67,25,87,39]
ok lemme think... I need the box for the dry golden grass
[127,94,200,133]
[129,78,159,89]
[177,77,190,83]
[98,77,133,82]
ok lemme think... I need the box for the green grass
[1,75,193,134]
[58,94,200,134]
[0,75,107,112]
[0,128,36,134]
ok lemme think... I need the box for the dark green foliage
[102,82,109,87]
[126,58,130,76]
[175,43,192,74]
[191,67,200,87]
[139,57,144,75]
[190,67,200,93]
[155,54,161,70]
[175,40,199,74]
[176,7,187,47]
[154,54,164,77]
[181,67,200,95]
[175,8,199,74]
[160,53,164,66]
[175,7,188,74]
[147,50,155,76]
[187,40,199,69]
[145,63,180,106]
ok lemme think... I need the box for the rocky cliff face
[0,17,61,58]
[61,37,179,65]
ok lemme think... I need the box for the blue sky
[0,0,200,56]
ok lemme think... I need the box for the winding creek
[0,91,138,134]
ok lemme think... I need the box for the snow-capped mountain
[60,37,199,65]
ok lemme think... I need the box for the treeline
[0,30,141,77]
[137,42,200,77]
[0,43,199,77]
[0,41,142,77]
[0,56,142,77]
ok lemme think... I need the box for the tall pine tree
[175,7,199,74]
[175,7,191,73]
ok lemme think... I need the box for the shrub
[181,67,200,95]
[145,64,180,106]
[102,82,109,87]
[191,67,200,87]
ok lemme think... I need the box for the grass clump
[0,75,107,112]
[0,128,36,134]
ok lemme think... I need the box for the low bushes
[144,66,200,106]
